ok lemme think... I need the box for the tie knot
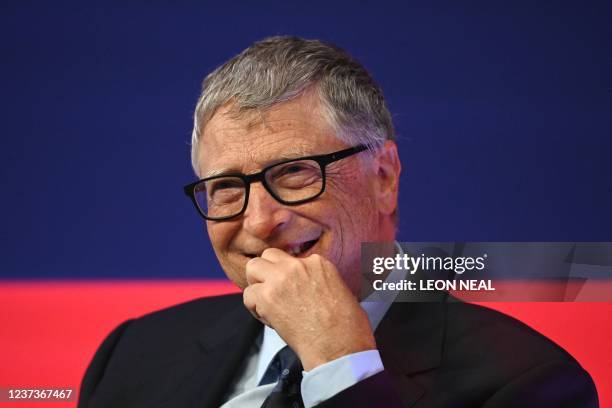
[259,346,302,386]
[276,347,301,380]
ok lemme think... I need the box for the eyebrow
[201,149,311,179]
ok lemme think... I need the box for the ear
[372,140,401,216]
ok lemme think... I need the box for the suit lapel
[375,301,447,406]
[160,294,263,408]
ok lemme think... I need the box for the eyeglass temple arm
[322,144,369,165]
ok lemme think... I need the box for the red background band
[1,281,609,407]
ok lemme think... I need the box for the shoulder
[385,301,599,406]
[126,293,243,333]
[441,302,598,405]
[87,293,245,375]
[111,293,244,353]
[443,302,576,364]
[79,293,246,407]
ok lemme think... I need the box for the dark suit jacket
[79,293,598,407]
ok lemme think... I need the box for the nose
[242,182,292,239]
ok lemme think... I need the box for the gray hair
[190,36,394,173]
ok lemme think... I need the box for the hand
[243,248,376,371]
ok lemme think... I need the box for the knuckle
[246,256,261,267]
[245,259,256,274]
[276,271,293,287]
[289,261,306,276]
[262,247,279,258]
[288,256,303,269]
[309,253,323,263]
[306,253,326,269]
[245,267,255,283]
[243,286,254,306]
[261,286,275,303]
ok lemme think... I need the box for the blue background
[2,1,611,279]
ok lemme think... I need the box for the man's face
[196,92,395,295]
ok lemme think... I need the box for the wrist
[300,336,377,371]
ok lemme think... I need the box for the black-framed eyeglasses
[183,144,368,221]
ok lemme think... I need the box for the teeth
[286,240,314,256]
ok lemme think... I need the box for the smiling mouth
[244,237,320,259]
[286,238,318,257]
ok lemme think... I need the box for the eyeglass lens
[194,159,324,219]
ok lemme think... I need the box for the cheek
[321,186,377,258]
[327,178,377,232]
[318,188,376,297]
[206,222,235,253]
[207,222,248,287]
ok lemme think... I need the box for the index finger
[245,256,274,285]
[260,247,293,262]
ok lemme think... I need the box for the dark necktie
[259,346,304,408]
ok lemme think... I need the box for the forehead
[197,93,347,178]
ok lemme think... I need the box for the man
[79,36,598,407]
